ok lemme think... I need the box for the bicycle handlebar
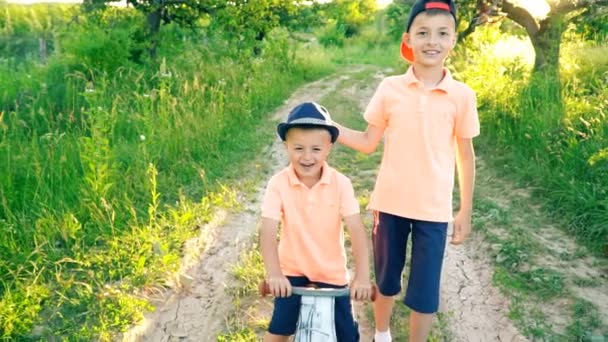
[259,281,376,301]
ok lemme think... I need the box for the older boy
[334,1,480,341]
[260,102,372,341]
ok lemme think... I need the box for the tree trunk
[38,37,47,63]
[253,30,265,55]
[147,3,162,59]
[531,16,564,73]
[528,15,564,110]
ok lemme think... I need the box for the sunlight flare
[512,0,551,20]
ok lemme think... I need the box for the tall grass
[0,6,335,339]
[452,26,608,256]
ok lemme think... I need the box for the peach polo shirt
[364,67,480,222]
[261,162,360,285]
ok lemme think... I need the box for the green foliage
[83,0,221,28]
[319,20,347,47]
[216,329,258,342]
[0,3,76,63]
[323,0,377,38]
[0,282,49,338]
[0,3,337,339]
[569,7,608,42]
[385,0,411,40]
[231,248,265,298]
[456,25,608,256]
[59,8,145,72]
[494,267,565,299]
[317,0,378,47]
[213,0,302,41]
[566,299,603,339]
[287,2,326,32]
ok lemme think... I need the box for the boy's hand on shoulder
[350,276,372,301]
[451,210,472,245]
[266,274,292,297]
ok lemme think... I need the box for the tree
[385,0,411,39]
[460,0,608,72]
[81,0,303,58]
[324,0,377,37]
[212,0,303,55]
[81,0,224,57]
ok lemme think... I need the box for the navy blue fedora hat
[277,102,339,143]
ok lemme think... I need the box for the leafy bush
[58,8,144,73]
[385,0,411,40]
[319,20,347,47]
[0,3,76,63]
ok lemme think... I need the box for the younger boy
[260,102,372,341]
[333,1,480,341]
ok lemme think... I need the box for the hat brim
[277,123,339,143]
[400,41,414,63]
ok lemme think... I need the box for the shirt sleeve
[339,175,360,217]
[363,79,389,128]
[261,176,282,221]
[455,86,480,139]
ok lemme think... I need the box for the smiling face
[284,127,333,187]
[403,11,456,68]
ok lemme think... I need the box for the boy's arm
[452,137,476,245]
[335,123,385,154]
[343,214,372,300]
[259,217,291,297]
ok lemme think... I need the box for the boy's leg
[408,311,435,342]
[373,293,394,332]
[265,276,308,341]
[372,212,411,334]
[403,220,447,342]
[334,293,360,342]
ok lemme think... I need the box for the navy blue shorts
[372,211,447,314]
[268,276,359,341]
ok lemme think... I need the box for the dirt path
[441,234,528,341]
[468,158,608,339]
[119,66,600,341]
[121,68,372,342]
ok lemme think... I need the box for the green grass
[217,246,267,341]
[567,299,603,340]
[0,15,337,340]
